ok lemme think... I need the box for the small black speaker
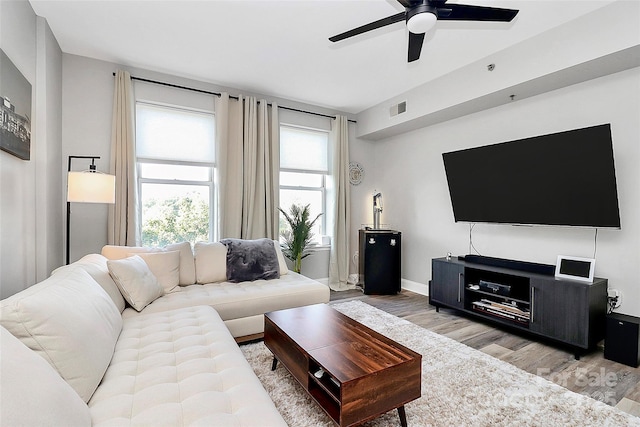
[604,313,640,368]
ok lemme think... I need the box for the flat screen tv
[442,124,621,228]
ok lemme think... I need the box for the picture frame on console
[555,255,596,283]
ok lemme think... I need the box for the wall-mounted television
[442,124,621,228]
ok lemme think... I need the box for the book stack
[471,299,530,324]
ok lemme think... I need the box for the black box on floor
[604,313,640,368]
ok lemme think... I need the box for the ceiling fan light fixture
[406,11,437,34]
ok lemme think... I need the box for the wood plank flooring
[329,289,640,418]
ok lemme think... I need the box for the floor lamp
[66,156,116,265]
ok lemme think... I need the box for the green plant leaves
[278,203,322,273]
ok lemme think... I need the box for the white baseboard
[323,276,429,297]
[401,278,429,296]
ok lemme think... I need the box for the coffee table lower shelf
[264,304,421,427]
[271,356,412,427]
[308,378,340,422]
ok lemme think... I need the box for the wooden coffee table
[264,304,421,427]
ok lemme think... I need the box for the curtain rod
[112,72,356,123]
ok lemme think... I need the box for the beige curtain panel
[242,97,280,240]
[329,115,352,290]
[215,93,244,239]
[108,70,139,246]
[216,94,279,240]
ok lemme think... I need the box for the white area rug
[242,301,640,426]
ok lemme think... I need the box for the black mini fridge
[358,229,401,295]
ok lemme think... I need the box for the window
[136,102,216,246]
[279,125,329,243]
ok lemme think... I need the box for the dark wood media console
[429,256,608,358]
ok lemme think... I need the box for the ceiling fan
[329,0,519,62]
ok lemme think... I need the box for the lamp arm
[68,155,100,172]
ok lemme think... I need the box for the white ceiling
[29,0,616,114]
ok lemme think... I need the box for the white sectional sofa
[101,240,329,340]
[1,239,329,426]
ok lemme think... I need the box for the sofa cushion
[107,255,165,311]
[134,251,181,294]
[273,240,289,275]
[122,272,330,335]
[165,241,196,285]
[102,242,196,286]
[1,327,92,427]
[102,244,162,259]
[52,253,126,313]
[221,238,280,282]
[0,268,122,402]
[88,306,286,427]
[194,241,227,284]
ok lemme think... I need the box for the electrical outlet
[608,289,622,309]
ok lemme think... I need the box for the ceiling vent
[390,101,407,117]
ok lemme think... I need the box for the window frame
[279,123,330,239]
[135,101,217,244]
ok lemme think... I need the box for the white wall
[348,124,379,274]
[36,17,63,280]
[62,55,118,262]
[0,0,63,298]
[364,67,640,317]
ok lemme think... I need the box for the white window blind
[280,126,328,172]
[136,103,215,163]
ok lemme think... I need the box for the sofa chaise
[1,238,329,426]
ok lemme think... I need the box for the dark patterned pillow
[220,238,280,283]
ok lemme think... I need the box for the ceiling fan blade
[437,4,518,22]
[408,31,425,62]
[329,12,405,42]
[396,0,416,7]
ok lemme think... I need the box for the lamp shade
[67,171,116,204]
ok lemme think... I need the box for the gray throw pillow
[220,238,280,282]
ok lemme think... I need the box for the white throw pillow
[102,242,196,286]
[194,241,228,283]
[0,268,122,403]
[133,251,180,294]
[165,241,196,285]
[1,327,91,426]
[107,255,164,311]
[273,240,289,275]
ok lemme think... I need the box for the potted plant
[279,203,322,273]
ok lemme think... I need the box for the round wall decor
[349,162,364,185]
